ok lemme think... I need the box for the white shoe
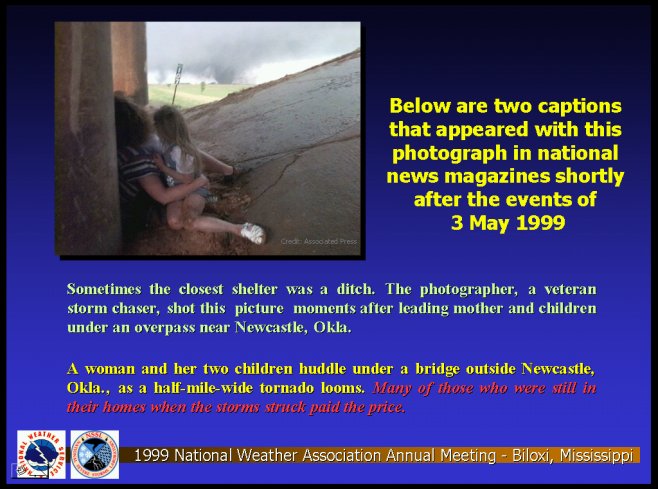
[240,223,266,245]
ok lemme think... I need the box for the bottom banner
[111,447,639,465]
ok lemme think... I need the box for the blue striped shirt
[117,146,163,233]
[117,146,161,205]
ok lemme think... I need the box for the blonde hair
[153,105,202,176]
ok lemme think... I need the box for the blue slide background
[6,5,650,484]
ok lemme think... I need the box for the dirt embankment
[125,49,361,256]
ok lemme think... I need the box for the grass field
[148,83,252,109]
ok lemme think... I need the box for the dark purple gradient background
[6,5,650,484]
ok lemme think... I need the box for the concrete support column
[55,22,121,255]
[111,22,148,106]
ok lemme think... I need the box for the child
[152,105,266,245]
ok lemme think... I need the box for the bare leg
[199,150,234,176]
[166,200,184,230]
[182,193,243,236]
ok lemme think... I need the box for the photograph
[55,21,362,256]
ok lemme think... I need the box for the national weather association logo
[70,430,119,479]
[14,430,66,479]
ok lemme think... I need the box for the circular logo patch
[16,430,66,479]
[71,431,119,479]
